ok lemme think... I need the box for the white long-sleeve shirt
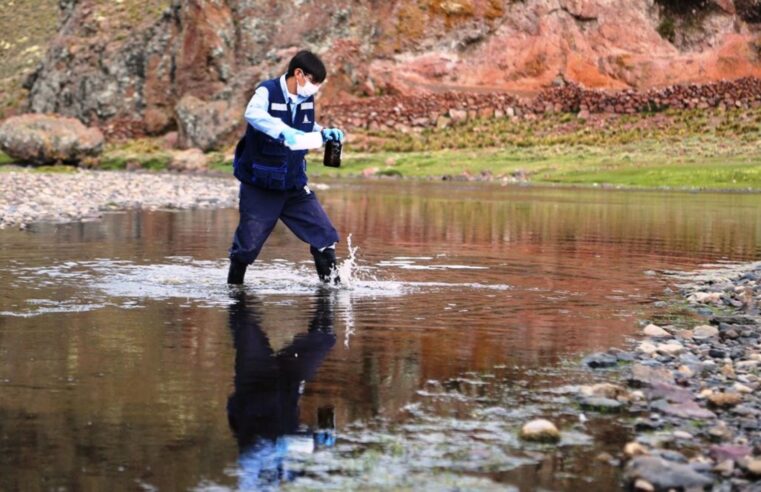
[243,74,322,139]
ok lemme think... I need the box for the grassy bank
[311,107,761,189]
[313,137,761,189]
[2,107,760,190]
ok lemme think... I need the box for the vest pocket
[251,162,288,190]
[260,137,287,158]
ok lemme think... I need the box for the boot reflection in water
[226,292,337,489]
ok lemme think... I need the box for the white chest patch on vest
[303,114,311,123]
[271,103,288,112]
[300,102,314,110]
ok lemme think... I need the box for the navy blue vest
[233,78,316,190]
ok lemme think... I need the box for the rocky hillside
[1,0,760,141]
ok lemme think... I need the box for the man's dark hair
[286,50,327,83]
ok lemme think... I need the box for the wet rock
[736,360,760,372]
[579,383,627,400]
[596,451,615,463]
[624,456,712,490]
[741,457,761,477]
[633,478,654,491]
[714,459,735,476]
[625,441,649,458]
[643,324,671,338]
[659,401,716,420]
[676,365,694,378]
[656,342,684,356]
[519,419,560,443]
[582,352,617,369]
[709,348,727,359]
[707,392,743,408]
[672,430,693,440]
[655,449,688,464]
[0,114,104,165]
[579,396,623,413]
[646,383,694,404]
[637,341,657,355]
[693,324,720,339]
[634,418,662,432]
[628,364,675,388]
[710,444,752,462]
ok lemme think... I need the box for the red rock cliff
[19,0,761,138]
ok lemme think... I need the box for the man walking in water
[227,50,345,285]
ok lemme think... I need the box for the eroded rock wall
[20,0,761,140]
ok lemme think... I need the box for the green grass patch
[0,151,15,165]
[310,136,761,190]
[306,107,761,190]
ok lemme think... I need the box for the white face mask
[297,73,320,98]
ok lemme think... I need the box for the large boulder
[168,148,209,172]
[0,114,104,165]
[175,95,241,152]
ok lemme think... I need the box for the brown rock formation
[12,0,761,140]
[0,114,104,164]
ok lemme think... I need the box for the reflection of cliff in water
[227,292,336,489]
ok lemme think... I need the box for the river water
[1,180,760,491]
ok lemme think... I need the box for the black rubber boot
[227,259,248,285]
[310,246,338,283]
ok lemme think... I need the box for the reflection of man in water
[227,293,336,489]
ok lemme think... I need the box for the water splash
[333,233,360,288]
[1,238,510,316]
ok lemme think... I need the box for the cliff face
[15,0,761,136]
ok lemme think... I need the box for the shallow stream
[1,180,760,490]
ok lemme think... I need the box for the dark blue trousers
[229,183,339,265]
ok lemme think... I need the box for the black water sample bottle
[323,140,342,168]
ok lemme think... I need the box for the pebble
[693,324,719,339]
[707,392,743,408]
[633,478,654,491]
[579,396,623,413]
[579,383,626,399]
[656,342,684,355]
[581,352,618,369]
[643,324,670,338]
[624,441,649,458]
[519,419,560,443]
[733,382,752,394]
[0,170,240,228]
[624,456,712,490]
[743,457,761,477]
[637,341,657,355]
[672,430,693,440]
[714,459,735,476]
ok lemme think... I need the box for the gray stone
[582,353,618,369]
[579,396,623,413]
[624,456,712,490]
[176,95,241,151]
[659,401,716,419]
[643,324,671,337]
[628,363,675,388]
[693,324,719,339]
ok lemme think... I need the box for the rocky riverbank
[578,262,761,490]
[0,169,239,229]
